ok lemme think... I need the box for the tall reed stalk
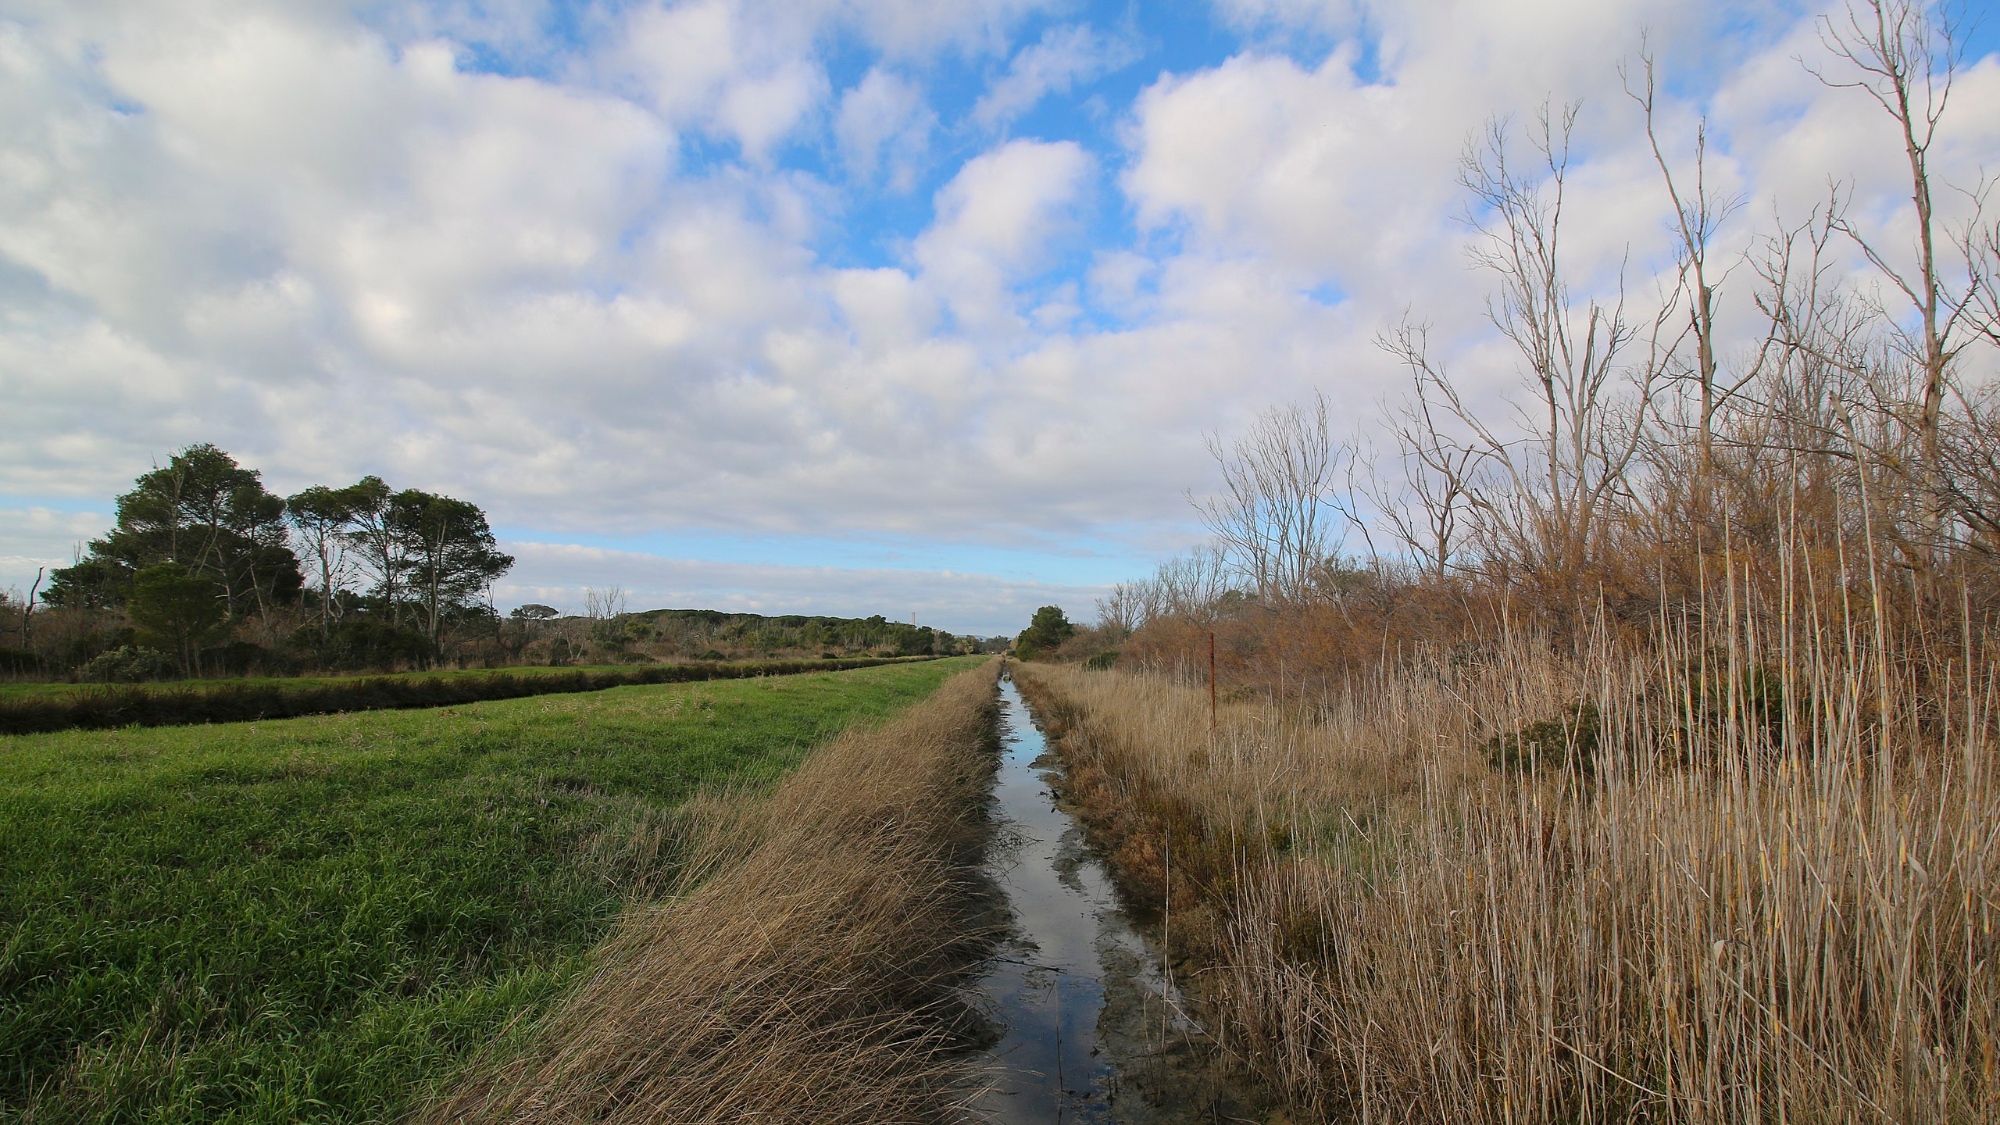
[1019,551,2000,1123]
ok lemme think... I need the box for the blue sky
[3,0,1997,633]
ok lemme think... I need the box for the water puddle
[965,674,1259,1124]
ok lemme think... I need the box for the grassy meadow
[0,656,936,736]
[0,664,658,701]
[0,656,980,1123]
[426,659,1003,1125]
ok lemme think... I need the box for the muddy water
[966,674,1258,1124]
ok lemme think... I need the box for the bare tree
[1192,391,1353,604]
[1373,324,1484,580]
[1626,47,1774,476]
[1153,547,1235,621]
[1095,583,1143,638]
[1810,0,1987,471]
[288,486,356,644]
[20,568,41,649]
[1385,107,1657,586]
[583,586,628,621]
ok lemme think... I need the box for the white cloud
[498,541,1103,636]
[972,23,1139,128]
[0,507,111,596]
[835,67,934,189]
[914,138,1093,329]
[617,0,827,160]
[1,0,1996,620]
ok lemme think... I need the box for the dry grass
[419,659,1001,1125]
[1017,588,2000,1122]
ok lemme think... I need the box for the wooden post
[1208,630,1217,735]
[21,567,41,649]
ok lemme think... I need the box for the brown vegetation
[420,658,1000,1125]
[1046,4,2000,1120]
[1020,590,1999,1121]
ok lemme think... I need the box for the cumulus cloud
[835,67,934,189]
[914,138,1093,330]
[2,0,1995,618]
[971,22,1140,129]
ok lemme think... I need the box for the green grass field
[0,656,983,1123]
[0,659,866,701]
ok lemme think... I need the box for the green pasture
[0,661,769,702]
[0,655,982,1123]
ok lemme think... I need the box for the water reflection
[966,675,1248,1124]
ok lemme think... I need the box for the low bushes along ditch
[0,656,936,735]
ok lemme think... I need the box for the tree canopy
[1015,605,1075,659]
[45,443,300,614]
[43,444,514,671]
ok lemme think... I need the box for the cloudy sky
[2,0,1996,634]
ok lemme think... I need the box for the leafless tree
[1810,0,1987,472]
[583,586,628,621]
[1384,106,1658,585]
[1095,583,1143,638]
[1626,47,1777,476]
[1192,391,1353,604]
[20,568,42,649]
[1154,547,1235,620]
[1373,324,1484,580]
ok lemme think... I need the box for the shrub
[1482,700,1599,775]
[78,646,180,684]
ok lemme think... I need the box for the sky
[2,0,1997,635]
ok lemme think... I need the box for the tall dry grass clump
[1018,570,2000,1123]
[421,659,1000,1125]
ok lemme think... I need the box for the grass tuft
[421,660,1003,1125]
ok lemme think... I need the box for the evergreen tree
[1015,605,1074,660]
[43,444,301,616]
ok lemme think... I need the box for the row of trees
[1102,0,2000,683]
[35,444,512,674]
[505,600,1000,663]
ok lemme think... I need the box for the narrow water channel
[966,673,1256,1124]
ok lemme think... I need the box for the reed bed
[1017,591,2000,1123]
[420,658,1000,1125]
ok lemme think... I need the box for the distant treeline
[558,606,1010,662]
[2,444,1000,680]
[0,655,938,736]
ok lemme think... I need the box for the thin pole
[22,567,42,649]
[1208,630,1217,735]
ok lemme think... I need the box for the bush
[207,640,292,677]
[1084,650,1121,671]
[1483,700,1599,775]
[323,618,434,670]
[79,646,180,684]
[0,647,42,675]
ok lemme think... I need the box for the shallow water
[965,674,1255,1124]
